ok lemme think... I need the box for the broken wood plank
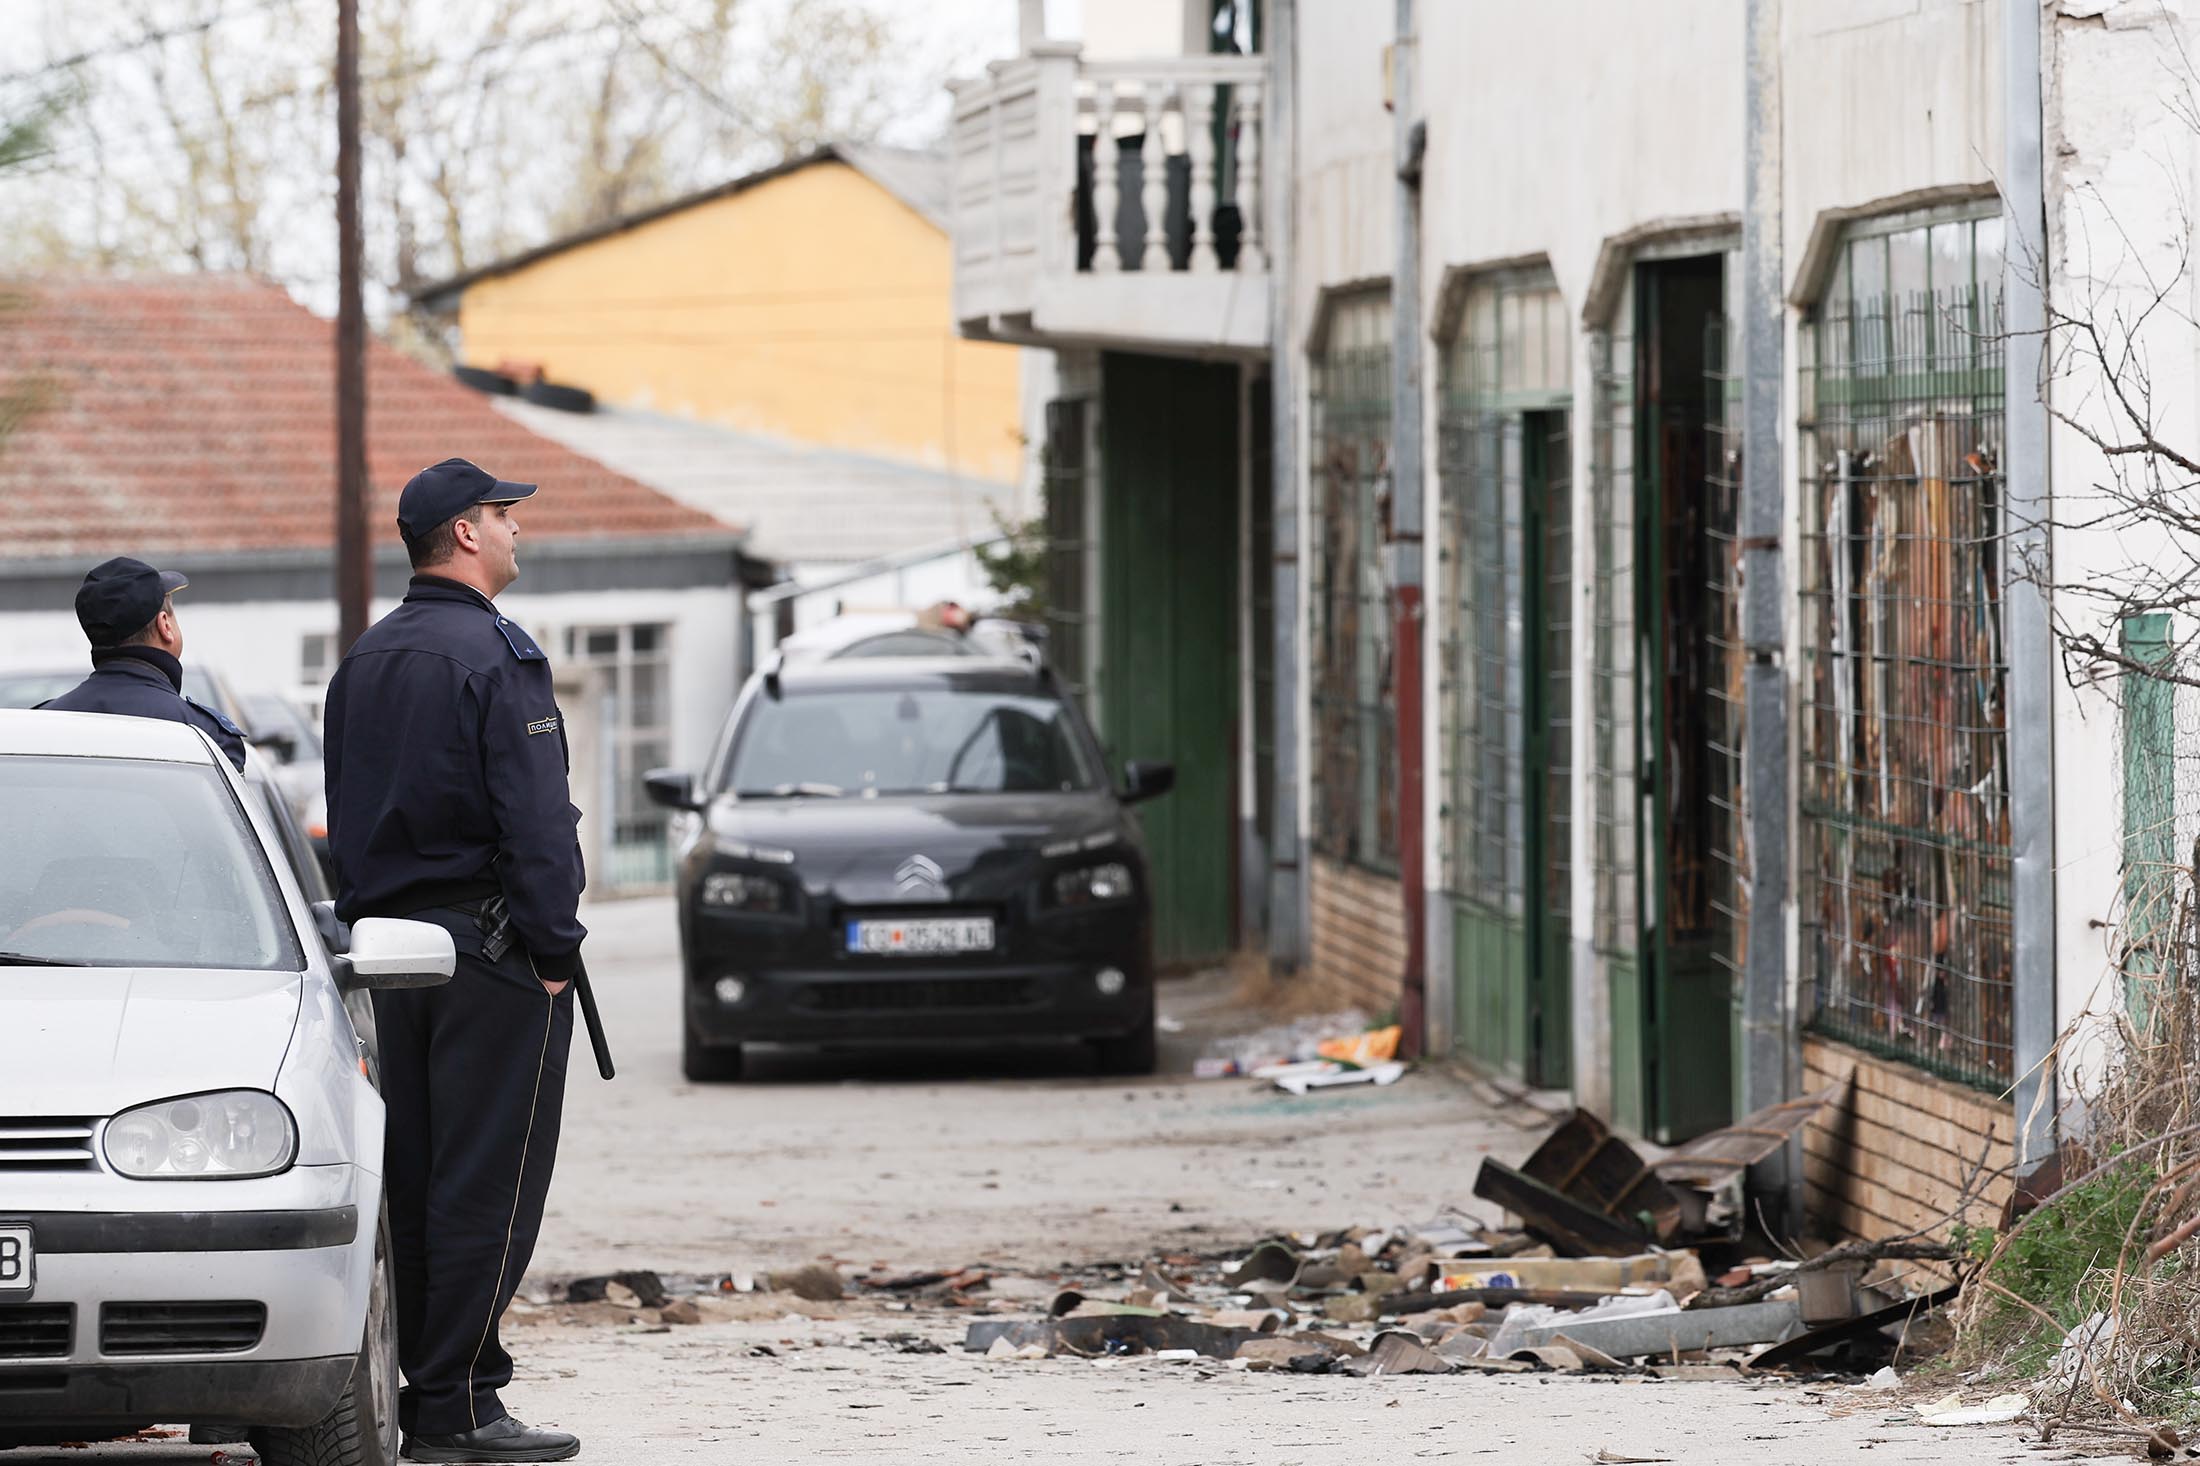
[1473,1158,1655,1256]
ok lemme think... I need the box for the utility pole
[335,0,371,651]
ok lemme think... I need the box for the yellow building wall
[457,162,1024,484]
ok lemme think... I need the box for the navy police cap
[76,556,189,647]
[396,458,538,543]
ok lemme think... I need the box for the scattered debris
[658,1300,702,1326]
[566,1270,670,1308]
[1919,1392,2029,1427]
[769,1264,846,1302]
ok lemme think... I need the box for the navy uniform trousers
[372,908,574,1437]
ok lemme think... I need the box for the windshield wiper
[0,951,82,967]
[739,782,848,799]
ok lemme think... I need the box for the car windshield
[0,671,82,709]
[724,687,1099,797]
[0,755,301,969]
[239,693,322,760]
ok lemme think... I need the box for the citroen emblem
[895,854,946,898]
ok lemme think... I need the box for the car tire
[250,1209,399,1466]
[1091,1012,1157,1076]
[683,1022,745,1083]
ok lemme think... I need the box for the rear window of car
[0,755,302,970]
[722,687,1100,797]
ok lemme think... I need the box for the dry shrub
[1951,867,2200,1433]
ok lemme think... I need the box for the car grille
[796,978,1036,1012]
[0,1306,72,1360]
[100,1303,265,1356]
[0,1119,99,1172]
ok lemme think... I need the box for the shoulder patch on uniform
[182,695,244,736]
[492,616,548,662]
[526,715,561,737]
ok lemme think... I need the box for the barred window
[1798,210,2013,1088]
[1043,398,1095,704]
[1441,275,1571,913]
[1309,288,1396,872]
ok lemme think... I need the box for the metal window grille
[1250,377,1277,861]
[1043,398,1094,702]
[1798,214,2013,1089]
[1590,323,1639,956]
[565,621,676,890]
[1704,320,1748,978]
[1440,277,1572,916]
[1310,289,1396,872]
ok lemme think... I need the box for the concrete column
[2004,0,2058,1165]
[1740,0,1797,1232]
[1390,0,1428,1055]
[1266,0,1307,973]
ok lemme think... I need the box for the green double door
[1448,410,1573,1088]
[1095,353,1239,968]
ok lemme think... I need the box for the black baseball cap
[396,458,538,543]
[76,557,189,647]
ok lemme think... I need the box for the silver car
[0,709,453,1464]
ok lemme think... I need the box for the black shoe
[402,1416,580,1463]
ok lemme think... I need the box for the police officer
[39,556,247,772]
[323,459,586,1464]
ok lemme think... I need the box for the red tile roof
[0,274,734,559]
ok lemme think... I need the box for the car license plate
[0,1226,30,1296]
[846,917,994,956]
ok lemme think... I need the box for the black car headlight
[1052,861,1134,907]
[701,870,788,914]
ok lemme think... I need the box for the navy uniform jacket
[323,576,587,980]
[39,648,248,772]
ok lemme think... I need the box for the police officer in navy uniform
[39,556,247,772]
[323,459,586,1464]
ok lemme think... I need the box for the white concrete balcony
[949,44,1270,357]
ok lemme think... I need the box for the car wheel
[251,1209,398,1466]
[1091,1011,1157,1076]
[683,1022,746,1083]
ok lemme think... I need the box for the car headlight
[1052,861,1134,907]
[701,870,788,914]
[104,1091,297,1180]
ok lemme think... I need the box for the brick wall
[1308,855,1406,1017]
[1803,1036,2014,1241]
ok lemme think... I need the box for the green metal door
[1442,408,1572,1087]
[1098,352,1239,967]
[1633,259,1735,1143]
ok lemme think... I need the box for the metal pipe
[2003,0,2057,1165]
[1740,0,1797,1233]
[1390,0,1427,1057]
[1267,0,1307,974]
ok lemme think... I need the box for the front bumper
[0,1163,374,1430]
[686,958,1154,1045]
[0,1356,355,1435]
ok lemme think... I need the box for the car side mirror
[643,767,702,811]
[1122,759,1176,803]
[251,730,299,763]
[333,917,455,992]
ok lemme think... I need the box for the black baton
[573,955,615,1080]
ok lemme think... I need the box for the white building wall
[2039,0,2200,1086]
[1414,0,1744,1115]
